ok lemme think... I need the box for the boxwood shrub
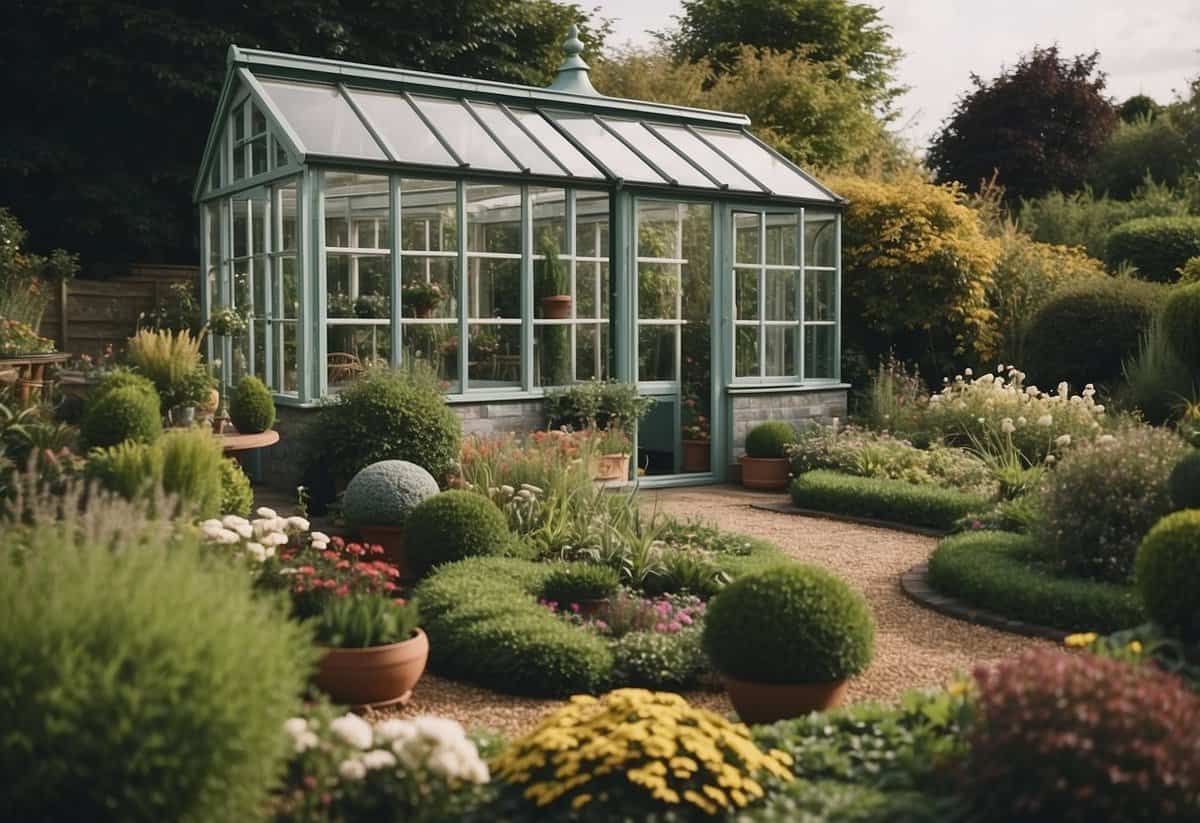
[703,563,874,683]
[80,384,163,449]
[928,531,1143,633]
[790,470,987,531]
[1105,215,1200,283]
[745,421,798,459]
[1135,511,1200,641]
[228,375,275,434]
[1161,282,1200,365]
[1169,451,1200,509]
[403,490,512,577]
[540,563,621,604]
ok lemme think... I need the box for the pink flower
[570,603,580,613]
[678,614,693,626]
[668,621,682,633]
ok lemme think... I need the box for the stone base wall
[455,399,545,437]
[729,388,848,459]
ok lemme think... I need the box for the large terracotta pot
[740,456,790,490]
[315,629,429,709]
[722,675,849,723]
[681,439,711,473]
[358,524,412,580]
[592,453,630,482]
[541,294,572,319]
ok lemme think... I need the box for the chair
[327,352,364,385]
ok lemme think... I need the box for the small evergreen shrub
[703,563,874,683]
[219,458,253,517]
[966,649,1200,821]
[91,369,157,404]
[1023,276,1164,388]
[540,563,621,604]
[1037,425,1189,581]
[744,420,798,459]
[1169,450,1200,509]
[341,459,439,527]
[1135,511,1200,641]
[403,490,512,577]
[159,428,225,519]
[85,440,162,500]
[1160,282,1200,365]
[791,470,986,531]
[228,375,275,434]
[1106,215,1200,283]
[80,384,163,449]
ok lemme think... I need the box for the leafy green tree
[928,47,1117,202]
[1089,115,1192,199]
[1118,93,1162,123]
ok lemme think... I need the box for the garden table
[219,429,280,455]
[0,353,71,403]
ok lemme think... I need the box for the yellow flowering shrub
[492,689,793,819]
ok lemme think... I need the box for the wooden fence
[39,265,198,359]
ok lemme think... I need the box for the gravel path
[381,485,1046,735]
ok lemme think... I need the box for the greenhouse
[194,30,846,485]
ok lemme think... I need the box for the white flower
[996,364,1005,372]
[362,749,398,770]
[246,542,268,562]
[1055,434,1072,447]
[1001,418,1015,434]
[1037,415,1053,427]
[256,506,278,519]
[260,532,290,547]
[330,713,374,750]
[1017,416,1027,426]
[413,716,467,744]
[200,522,225,541]
[200,519,223,532]
[978,372,995,385]
[1045,455,1057,465]
[221,515,249,529]
[374,718,415,743]
[295,730,318,753]
[964,368,973,376]
[283,717,308,737]
[310,531,330,544]
[338,758,367,781]
[500,484,515,496]
[233,522,254,539]
[217,528,241,545]
[1094,404,1105,413]
[287,516,311,532]
[1098,434,1116,445]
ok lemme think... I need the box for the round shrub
[342,459,439,527]
[1135,510,1200,641]
[1106,215,1200,283]
[745,420,798,459]
[1161,282,1200,365]
[1170,450,1200,509]
[228,376,275,434]
[80,384,163,449]
[1037,425,1189,582]
[158,428,225,519]
[1024,276,1164,388]
[967,649,1200,822]
[91,368,157,404]
[0,516,316,820]
[703,563,874,683]
[220,458,253,517]
[403,490,511,577]
[540,563,621,604]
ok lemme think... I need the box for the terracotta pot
[740,456,790,490]
[541,294,572,319]
[681,439,711,473]
[197,386,220,417]
[592,453,630,482]
[358,524,412,580]
[315,629,429,709]
[722,675,849,723]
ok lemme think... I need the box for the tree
[1118,94,1161,123]
[661,0,903,115]
[928,47,1117,202]
[0,0,603,270]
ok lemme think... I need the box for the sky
[595,0,1200,147]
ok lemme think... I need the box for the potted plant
[313,594,429,709]
[402,281,445,318]
[589,426,632,482]
[537,235,571,319]
[741,420,797,490]
[681,412,711,473]
[540,563,620,617]
[341,460,440,578]
[544,380,655,433]
[702,564,875,723]
[206,306,248,339]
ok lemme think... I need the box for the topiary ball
[1161,282,1200,366]
[1170,451,1200,510]
[91,369,157,405]
[80,384,163,449]
[403,491,511,577]
[342,460,439,527]
[703,563,874,683]
[1135,510,1200,641]
[1106,215,1200,283]
[219,458,253,517]
[745,420,798,459]
[229,376,275,434]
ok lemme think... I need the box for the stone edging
[899,562,1068,642]
[750,501,950,538]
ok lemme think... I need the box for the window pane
[401,257,457,319]
[470,102,565,176]
[532,188,566,254]
[805,216,837,267]
[805,268,836,321]
[764,325,797,377]
[535,323,572,387]
[410,95,520,173]
[231,331,249,384]
[765,269,798,321]
[575,193,609,257]
[328,324,391,388]
[275,139,289,168]
[278,184,298,252]
[347,88,456,167]
[258,79,386,160]
[253,318,267,380]
[232,199,249,257]
[403,323,459,393]
[233,145,246,181]
[251,199,268,255]
[253,257,269,313]
[279,256,299,319]
[695,128,832,200]
[547,112,667,183]
[576,260,608,319]
[638,326,676,382]
[638,263,679,320]
[466,184,520,254]
[575,323,608,382]
[645,123,761,192]
[533,189,568,309]
[600,118,717,188]
[735,325,759,378]
[509,109,604,178]
[251,104,267,136]
[468,324,521,388]
[325,173,389,249]
[233,102,245,142]
[734,213,760,265]
[734,269,758,321]
[206,202,220,268]
[804,324,837,379]
[765,214,799,266]
[326,255,390,319]
[232,259,250,309]
[251,137,268,176]
[468,258,521,319]
[277,321,299,394]
[637,202,680,259]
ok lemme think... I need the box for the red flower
[297,565,316,575]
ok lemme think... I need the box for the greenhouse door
[633,199,715,478]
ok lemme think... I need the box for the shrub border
[789,470,986,531]
[751,501,950,538]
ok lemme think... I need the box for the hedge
[927,531,1144,633]
[790,470,986,531]
[1106,215,1200,283]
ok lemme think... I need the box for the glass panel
[403,323,459,393]
[325,173,389,249]
[275,139,289,168]
[279,256,299,319]
[535,323,572,387]
[576,260,608,319]
[326,255,390,319]
[253,318,267,379]
[805,324,837,379]
[533,189,567,308]
[401,179,457,252]
[645,123,761,192]
[251,137,268,176]
[695,128,832,200]
[734,212,759,264]
[277,321,299,394]
[401,257,457,319]
[805,268,836,321]
[466,184,520,254]
[638,263,679,320]
[468,324,521,388]
[232,199,249,257]
[575,192,610,256]
[766,214,799,266]
[638,326,675,382]
[764,325,797,377]
[546,112,667,183]
[250,104,267,136]
[600,119,718,188]
[206,202,220,267]
[468,258,521,319]
[251,199,268,255]
[509,109,604,178]
[253,257,269,315]
[348,88,457,167]
[232,260,250,309]
[637,202,680,259]
[209,153,221,190]
[410,95,520,172]
[735,325,759,378]
[328,324,391,388]
[278,184,298,252]
[258,78,386,160]
[232,101,245,142]
[805,216,837,267]
[231,331,249,384]
[734,269,758,321]
[470,102,565,176]
[765,269,798,321]
[575,323,608,382]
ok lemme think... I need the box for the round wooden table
[219,429,280,455]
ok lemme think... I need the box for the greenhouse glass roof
[197,45,841,205]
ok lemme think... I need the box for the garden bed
[790,470,987,531]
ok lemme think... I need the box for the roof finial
[549,24,599,96]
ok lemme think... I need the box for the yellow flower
[1064,632,1098,648]
[1128,640,1143,655]
[571,793,593,810]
